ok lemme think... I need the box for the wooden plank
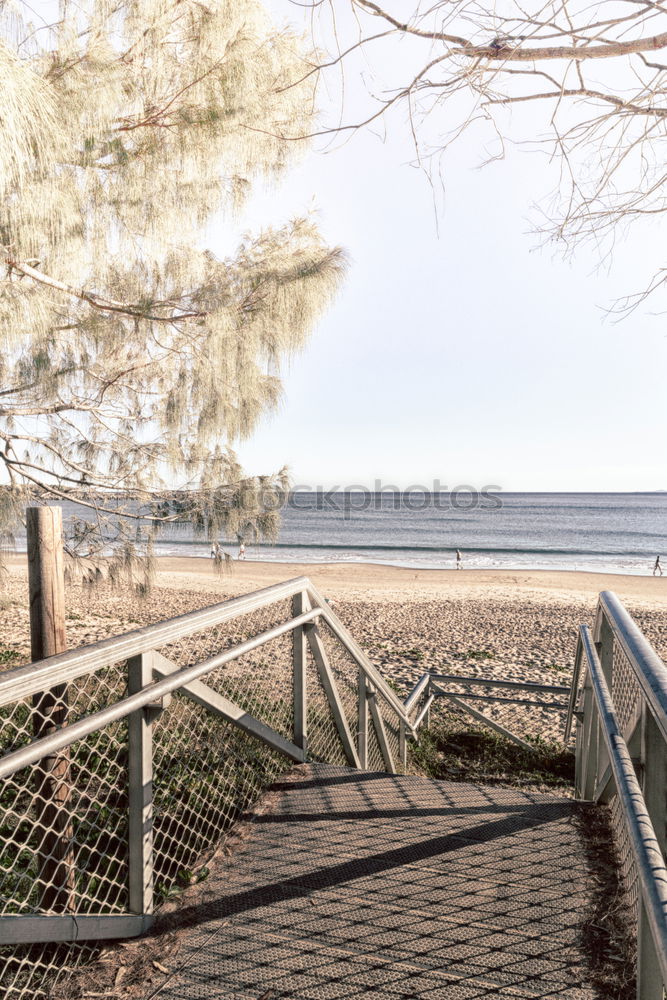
[598,614,615,687]
[305,624,360,769]
[0,913,151,944]
[368,687,396,773]
[151,652,306,763]
[27,505,75,914]
[128,652,154,918]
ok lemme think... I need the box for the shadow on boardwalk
[112,763,605,999]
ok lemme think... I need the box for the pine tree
[0,0,346,579]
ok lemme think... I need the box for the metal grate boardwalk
[139,764,600,999]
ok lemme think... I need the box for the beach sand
[2,556,665,740]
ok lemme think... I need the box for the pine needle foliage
[0,0,346,578]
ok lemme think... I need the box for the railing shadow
[152,798,573,932]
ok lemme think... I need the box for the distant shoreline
[5,554,666,606]
[6,548,663,578]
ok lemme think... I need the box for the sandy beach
[2,556,665,739]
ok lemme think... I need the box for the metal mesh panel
[316,621,361,750]
[307,621,410,775]
[150,690,292,902]
[365,707,385,772]
[0,592,409,1000]
[0,694,130,1000]
[611,641,644,737]
[609,641,643,924]
[431,675,568,739]
[376,692,404,773]
[0,940,100,1000]
[1,668,130,915]
[1,662,128,759]
[156,599,293,675]
[303,641,348,767]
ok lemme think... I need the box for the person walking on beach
[654,555,663,576]
[456,549,462,570]
[238,541,246,560]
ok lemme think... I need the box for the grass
[0,645,20,666]
[575,802,636,1000]
[412,710,575,790]
[455,649,495,661]
[400,647,424,661]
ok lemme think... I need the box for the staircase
[1,580,666,997]
[117,764,598,999]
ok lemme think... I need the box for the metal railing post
[358,668,368,769]
[642,707,667,859]
[576,668,595,800]
[595,615,615,787]
[367,685,395,774]
[128,652,155,920]
[597,613,615,687]
[638,899,665,999]
[292,592,308,754]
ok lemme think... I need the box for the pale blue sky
[212,3,667,492]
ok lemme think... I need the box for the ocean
[25,491,666,576]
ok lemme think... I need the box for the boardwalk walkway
[140,764,599,999]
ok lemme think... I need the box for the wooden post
[27,505,75,913]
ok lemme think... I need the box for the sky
[212,2,667,493]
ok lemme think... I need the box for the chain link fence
[569,592,667,997]
[608,638,644,923]
[0,579,419,1000]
